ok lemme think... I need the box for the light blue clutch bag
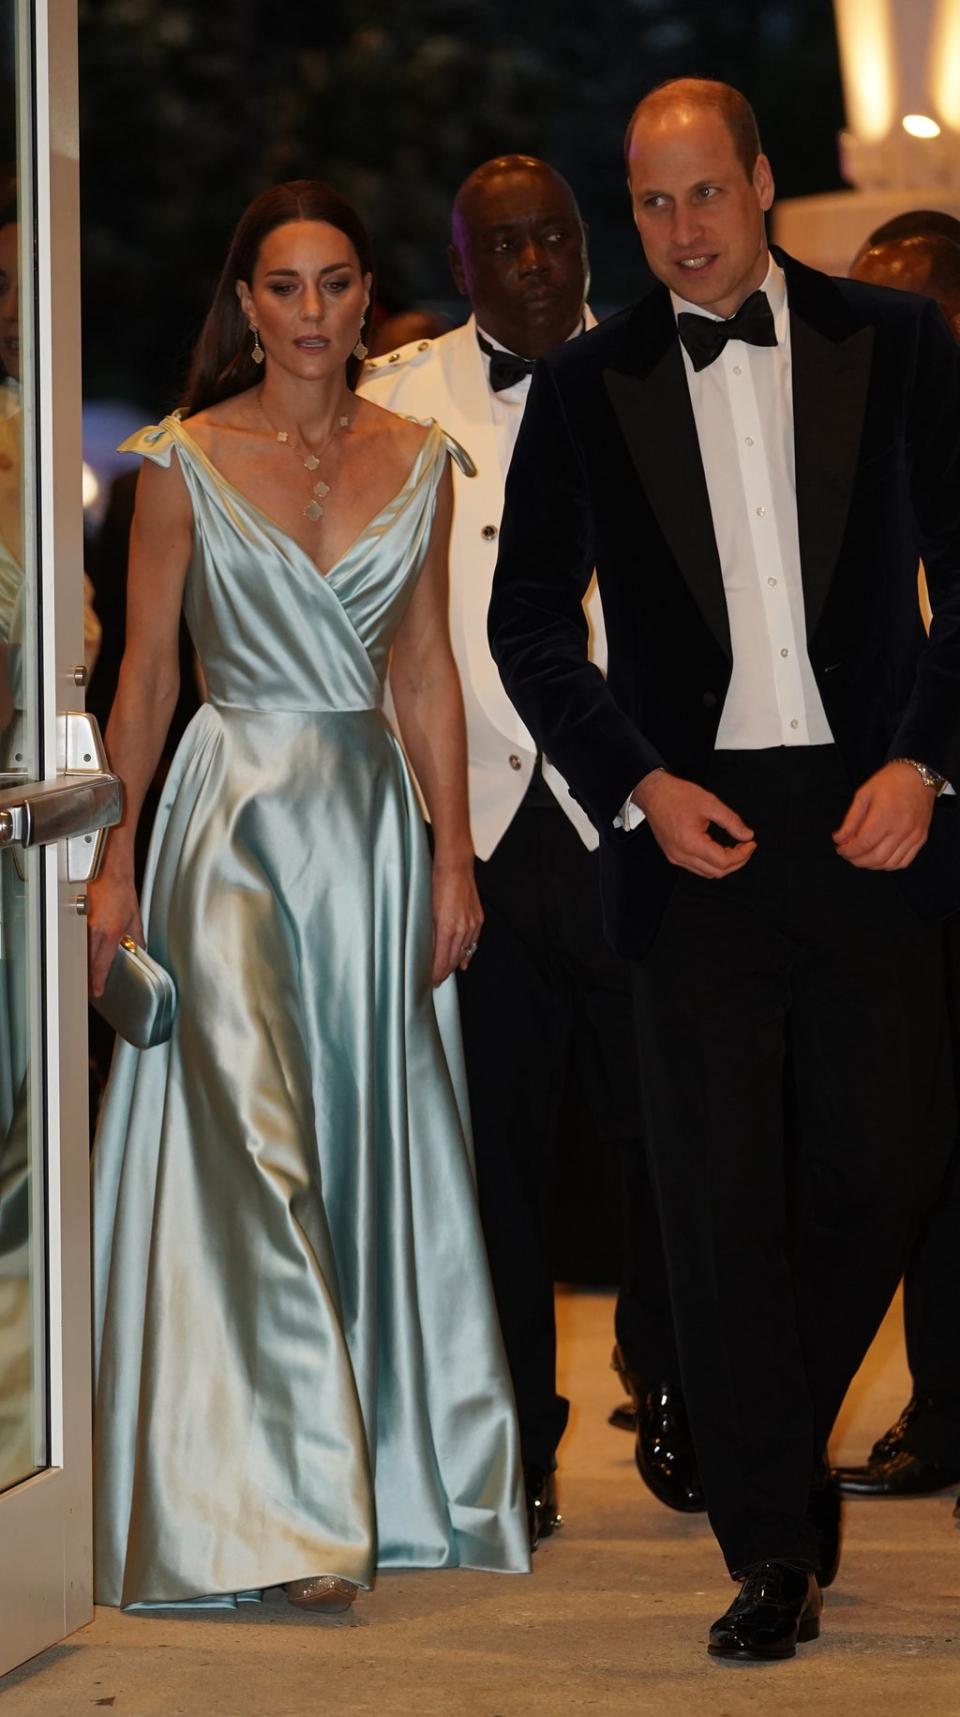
[94,935,177,1049]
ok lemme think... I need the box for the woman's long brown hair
[180,180,375,415]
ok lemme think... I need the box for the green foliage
[79,0,844,405]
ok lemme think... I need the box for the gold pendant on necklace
[305,479,331,520]
[260,395,352,523]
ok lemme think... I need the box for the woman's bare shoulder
[179,390,260,452]
[354,395,431,457]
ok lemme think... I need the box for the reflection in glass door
[0,0,45,1496]
[0,0,117,1676]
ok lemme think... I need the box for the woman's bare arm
[87,454,193,992]
[389,459,482,982]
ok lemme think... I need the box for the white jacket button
[509,754,522,771]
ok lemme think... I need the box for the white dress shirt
[620,257,833,828]
[475,325,531,479]
[477,318,585,480]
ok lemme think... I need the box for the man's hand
[632,769,756,878]
[833,761,937,870]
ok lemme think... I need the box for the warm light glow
[930,0,960,131]
[834,0,897,142]
[902,112,942,138]
[81,462,100,509]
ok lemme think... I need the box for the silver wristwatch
[889,756,948,795]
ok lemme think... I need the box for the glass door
[0,0,119,1676]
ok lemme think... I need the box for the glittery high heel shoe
[286,1576,358,1614]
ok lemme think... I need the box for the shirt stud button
[482,523,498,541]
[768,576,777,587]
[733,364,743,375]
[756,505,766,517]
[509,754,522,771]
[745,435,755,447]
[790,718,799,729]
[780,647,789,658]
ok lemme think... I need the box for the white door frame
[0,0,94,1675]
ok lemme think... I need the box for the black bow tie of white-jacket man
[488,83,960,1657]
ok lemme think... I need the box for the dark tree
[79,0,844,406]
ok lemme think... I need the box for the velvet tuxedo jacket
[488,248,960,958]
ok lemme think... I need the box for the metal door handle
[0,774,122,847]
[0,804,24,846]
[0,710,123,881]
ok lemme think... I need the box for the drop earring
[251,326,265,365]
[352,332,369,361]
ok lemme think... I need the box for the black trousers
[458,783,677,1472]
[632,747,954,1574]
[899,914,960,1464]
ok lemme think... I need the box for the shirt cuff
[614,793,646,832]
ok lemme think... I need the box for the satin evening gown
[92,415,529,1608]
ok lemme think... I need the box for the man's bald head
[851,233,960,335]
[448,155,588,359]
[624,79,762,181]
[452,156,580,241]
[867,209,960,251]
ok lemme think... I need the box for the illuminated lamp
[81,462,100,510]
[775,1,960,275]
[902,114,942,139]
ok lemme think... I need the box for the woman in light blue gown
[88,181,529,1612]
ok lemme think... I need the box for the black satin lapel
[604,347,731,659]
[791,314,874,640]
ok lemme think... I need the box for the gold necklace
[258,389,351,520]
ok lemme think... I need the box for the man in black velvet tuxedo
[488,78,960,1661]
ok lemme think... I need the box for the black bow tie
[676,289,778,372]
[476,330,537,392]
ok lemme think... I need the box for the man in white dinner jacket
[359,156,694,1548]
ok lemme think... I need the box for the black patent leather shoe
[833,1396,960,1495]
[524,1464,562,1552]
[809,1456,842,1588]
[611,1346,705,1512]
[608,1345,638,1432]
[608,1399,638,1432]
[708,1563,822,1661]
[833,1448,960,1496]
[637,1383,705,1512]
[868,1395,923,1464]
